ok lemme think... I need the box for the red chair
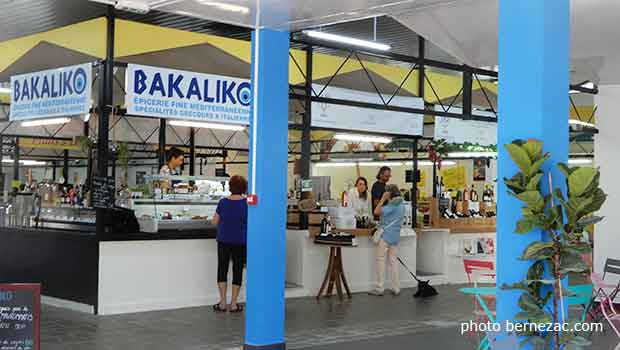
[464,259,497,338]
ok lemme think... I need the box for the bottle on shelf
[471,185,478,202]
[320,214,329,234]
[463,187,470,201]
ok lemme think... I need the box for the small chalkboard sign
[92,176,115,209]
[0,284,40,350]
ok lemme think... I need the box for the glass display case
[130,175,229,233]
[35,206,96,232]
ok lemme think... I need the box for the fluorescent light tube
[315,162,357,168]
[303,31,391,51]
[568,158,593,165]
[21,117,71,127]
[169,120,245,131]
[404,160,457,166]
[0,87,10,94]
[448,151,497,158]
[196,1,249,13]
[358,161,403,167]
[2,159,46,165]
[569,119,596,128]
[334,133,392,144]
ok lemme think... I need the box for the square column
[244,28,290,350]
[497,0,569,324]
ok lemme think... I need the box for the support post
[189,128,195,176]
[13,137,19,182]
[300,46,313,179]
[245,28,289,350]
[158,119,166,169]
[497,0,569,330]
[418,35,425,98]
[463,69,473,117]
[84,121,92,190]
[63,149,69,185]
[95,6,115,243]
[412,139,418,229]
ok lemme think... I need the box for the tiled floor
[41,284,618,350]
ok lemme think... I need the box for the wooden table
[316,245,352,300]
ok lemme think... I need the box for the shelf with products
[130,175,228,233]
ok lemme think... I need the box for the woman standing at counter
[369,184,405,296]
[211,175,248,313]
[346,177,371,218]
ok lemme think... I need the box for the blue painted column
[497,0,569,327]
[244,28,290,350]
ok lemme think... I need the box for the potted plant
[503,139,606,350]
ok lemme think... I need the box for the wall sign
[433,106,496,146]
[0,284,41,350]
[441,166,466,190]
[126,64,251,125]
[10,63,92,121]
[18,138,81,151]
[311,84,424,136]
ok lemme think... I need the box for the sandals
[229,304,244,313]
[212,303,227,313]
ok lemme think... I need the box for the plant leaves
[582,188,607,214]
[575,216,604,229]
[526,153,550,178]
[522,140,544,161]
[521,241,555,260]
[560,251,589,274]
[568,167,598,197]
[527,261,545,281]
[516,216,539,234]
[557,162,576,179]
[526,173,544,191]
[516,191,545,212]
[505,143,532,173]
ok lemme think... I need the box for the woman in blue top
[369,184,405,296]
[211,175,248,313]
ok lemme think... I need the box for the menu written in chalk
[92,176,115,209]
[0,284,40,350]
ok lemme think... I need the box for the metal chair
[603,258,620,301]
[591,272,620,349]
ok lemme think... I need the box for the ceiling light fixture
[169,120,245,131]
[333,133,392,144]
[303,31,391,51]
[2,159,46,166]
[0,87,10,94]
[569,89,580,94]
[404,160,457,167]
[21,117,71,127]
[569,119,596,128]
[581,81,595,90]
[568,158,593,165]
[196,0,249,13]
[448,151,497,158]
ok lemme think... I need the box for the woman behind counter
[369,184,405,296]
[159,147,185,176]
[211,175,248,313]
[346,177,372,218]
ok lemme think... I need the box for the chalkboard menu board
[0,284,40,350]
[92,176,115,209]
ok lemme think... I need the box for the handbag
[371,219,399,244]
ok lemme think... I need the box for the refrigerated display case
[131,175,229,233]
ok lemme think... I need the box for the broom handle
[397,257,421,282]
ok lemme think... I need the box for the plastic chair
[592,272,620,348]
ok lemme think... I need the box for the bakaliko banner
[125,64,252,125]
[10,63,92,121]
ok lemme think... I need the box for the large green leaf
[527,261,545,281]
[582,188,607,214]
[563,241,592,255]
[505,143,532,173]
[516,215,540,234]
[522,139,544,161]
[544,205,564,230]
[575,216,604,230]
[516,191,546,213]
[557,162,576,179]
[559,251,589,275]
[526,153,550,178]
[568,167,598,197]
[521,241,555,260]
[505,174,527,194]
[518,292,543,312]
[526,173,544,191]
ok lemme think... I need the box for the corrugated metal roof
[0,0,106,41]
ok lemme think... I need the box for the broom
[397,257,438,298]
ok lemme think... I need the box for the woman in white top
[346,177,372,218]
